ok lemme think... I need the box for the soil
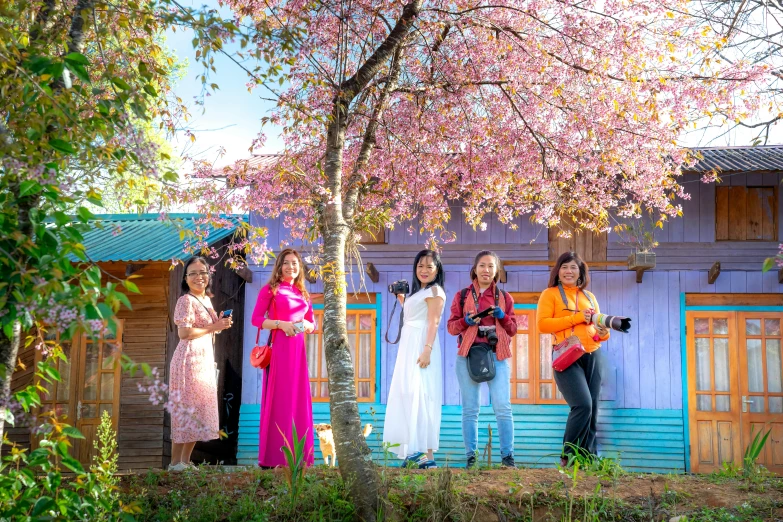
[121,466,783,521]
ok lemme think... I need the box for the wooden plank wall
[108,262,169,471]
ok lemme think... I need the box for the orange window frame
[511,308,566,404]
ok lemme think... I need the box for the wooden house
[237,145,783,474]
[7,214,248,470]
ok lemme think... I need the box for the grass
[120,461,783,522]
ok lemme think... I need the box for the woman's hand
[595,323,609,337]
[417,346,432,368]
[214,313,233,332]
[303,320,315,334]
[579,310,593,324]
[278,321,298,337]
[396,294,405,306]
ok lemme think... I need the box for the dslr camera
[388,280,409,295]
[478,326,498,347]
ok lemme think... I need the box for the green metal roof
[77,213,245,263]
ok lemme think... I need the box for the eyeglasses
[187,271,209,278]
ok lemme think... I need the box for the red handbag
[552,334,586,372]
[551,284,587,372]
[250,300,276,369]
[250,328,274,369]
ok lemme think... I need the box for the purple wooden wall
[242,174,783,410]
[241,264,783,410]
[609,172,783,244]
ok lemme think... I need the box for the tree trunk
[0,322,22,444]
[321,114,380,520]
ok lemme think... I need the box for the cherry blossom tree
[177,0,769,517]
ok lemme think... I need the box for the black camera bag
[467,343,496,383]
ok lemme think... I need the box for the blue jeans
[455,353,514,458]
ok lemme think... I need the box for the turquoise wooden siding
[238,403,684,473]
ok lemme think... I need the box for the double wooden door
[39,324,123,465]
[687,312,783,473]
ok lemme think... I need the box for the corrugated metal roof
[686,145,783,173]
[77,213,244,263]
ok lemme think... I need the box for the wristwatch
[275,320,280,329]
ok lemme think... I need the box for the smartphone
[223,309,233,317]
[293,321,305,333]
[471,307,494,320]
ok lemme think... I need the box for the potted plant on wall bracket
[616,220,658,282]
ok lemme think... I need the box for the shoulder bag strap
[266,297,277,347]
[557,283,579,337]
[189,293,215,324]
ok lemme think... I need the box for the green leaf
[123,280,140,294]
[762,257,776,273]
[111,77,131,90]
[116,292,133,311]
[31,496,55,517]
[61,455,85,474]
[19,180,42,197]
[48,139,76,154]
[64,52,89,65]
[62,426,85,440]
[97,302,113,319]
[3,408,14,426]
[77,206,96,222]
[65,62,90,84]
[143,84,158,97]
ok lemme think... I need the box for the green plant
[90,410,126,521]
[616,219,660,253]
[0,413,137,521]
[278,421,309,509]
[743,426,771,477]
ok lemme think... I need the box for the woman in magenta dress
[251,248,316,467]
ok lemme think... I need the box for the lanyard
[470,285,499,312]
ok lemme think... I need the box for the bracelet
[275,320,280,329]
[424,343,433,350]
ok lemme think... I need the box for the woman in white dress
[383,249,446,469]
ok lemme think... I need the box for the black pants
[553,349,603,457]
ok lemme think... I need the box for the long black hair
[548,251,590,290]
[410,249,445,294]
[180,256,215,297]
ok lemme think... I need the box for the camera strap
[385,297,405,344]
[460,285,500,346]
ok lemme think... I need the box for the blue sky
[166,0,283,167]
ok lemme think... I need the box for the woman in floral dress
[169,256,233,472]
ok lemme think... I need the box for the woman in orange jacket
[537,252,609,466]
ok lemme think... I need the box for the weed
[743,426,771,478]
[278,420,309,509]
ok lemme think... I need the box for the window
[306,297,378,402]
[510,308,566,404]
[716,186,777,241]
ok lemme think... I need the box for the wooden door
[73,324,123,464]
[37,323,123,466]
[738,313,783,473]
[687,312,742,473]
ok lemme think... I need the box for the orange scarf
[457,281,512,361]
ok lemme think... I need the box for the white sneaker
[167,462,188,472]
